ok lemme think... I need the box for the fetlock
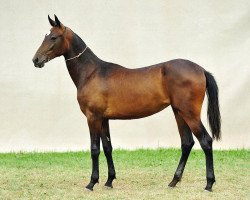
[205,177,215,192]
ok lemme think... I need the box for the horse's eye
[51,36,57,41]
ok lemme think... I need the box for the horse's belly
[104,94,170,119]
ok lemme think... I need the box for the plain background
[0,0,249,152]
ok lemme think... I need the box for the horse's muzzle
[32,56,46,68]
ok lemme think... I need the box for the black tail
[204,71,221,140]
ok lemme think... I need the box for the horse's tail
[204,71,221,140]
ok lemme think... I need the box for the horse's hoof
[104,176,115,189]
[168,179,178,188]
[205,179,215,192]
[104,185,113,189]
[104,182,113,188]
[168,184,176,188]
[85,184,94,191]
[85,179,99,191]
[85,187,93,191]
[204,187,212,192]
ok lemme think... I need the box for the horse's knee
[91,146,100,159]
[103,146,113,156]
[104,146,113,152]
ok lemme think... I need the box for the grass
[0,149,249,200]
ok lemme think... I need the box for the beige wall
[0,0,249,152]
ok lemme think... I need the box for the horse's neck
[64,33,101,89]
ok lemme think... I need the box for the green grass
[0,149,249,200]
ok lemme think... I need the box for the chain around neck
[65,46,88,62]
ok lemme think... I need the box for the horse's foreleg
[168,108,194,187]
[101,119,116,188]
[85,117,101,191]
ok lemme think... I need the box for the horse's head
[32,15,70,68]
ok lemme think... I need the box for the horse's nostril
[33,57,39,64]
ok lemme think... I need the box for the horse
[32,15,221,192]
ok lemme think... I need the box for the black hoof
[104,175,116,189]
[104,182,113,188]
[85,184,94,191]
[85,179,99,191]
[204,187,212,192]
[168,180,178,188]
[104,180,114,188]
[205,178,215,192]
[168,174,181,188]
[168,179,179,188]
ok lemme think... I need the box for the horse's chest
[77,86,107,117]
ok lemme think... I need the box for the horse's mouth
[35,62,45,68]
[34,58,49,68]
[33,54,50,68]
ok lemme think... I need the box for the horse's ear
[48,15,56,27]
[54,15,62,27]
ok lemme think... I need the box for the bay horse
[32,15,221,192]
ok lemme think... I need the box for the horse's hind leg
[100,119,116,188]
[168,108,194,187]
[180,113,215,192]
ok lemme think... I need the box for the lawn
[0,149,249,200]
